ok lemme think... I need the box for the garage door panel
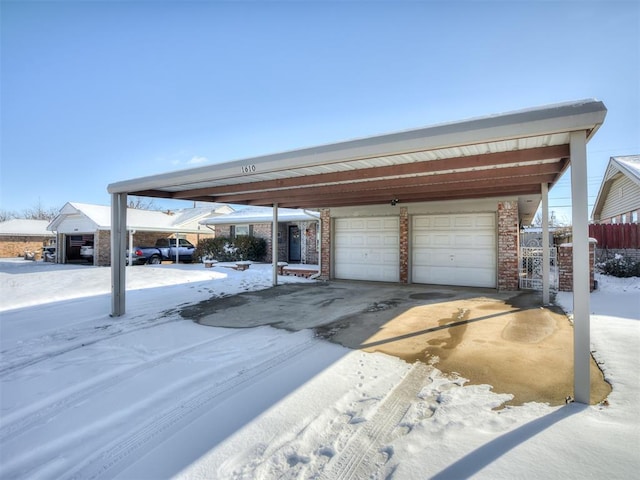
[454,216,474,227]
[474,234,495,248]
[453,234,475,248]
[433,217,453,228]
[414,265,495,288]
[412,213,496,288]
[476,216,495,228]
[413,233,432,247]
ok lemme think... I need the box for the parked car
[126,238,195,265]
[80,243,94,263]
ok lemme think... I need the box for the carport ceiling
[108,99,607,221]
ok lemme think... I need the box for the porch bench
[277,262,289,275]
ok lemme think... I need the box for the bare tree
[0,209,18,222]
[127,196,159,210]
[21,200,60,221]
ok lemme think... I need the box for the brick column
[497,201,519,291]
[558,240,597,292]
[399,207,409,283]
[96,230,111,266]
[319,209,331,280]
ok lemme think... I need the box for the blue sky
[1,0,638,223]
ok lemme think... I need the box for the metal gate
[519,247,558,291]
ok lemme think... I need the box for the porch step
[282,267,318,278]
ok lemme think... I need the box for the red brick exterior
[319,209,331,280]
[497,201,519,291]
[0,236,52,260]
[214,222,318,264]
[558,241,596,292]
[399,207,409,283]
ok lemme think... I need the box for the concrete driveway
[179,281,610,406]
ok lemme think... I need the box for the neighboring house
[592,155,640,224]
[200,207,320,264]
[0,219,56,260]
[47,202,234,266]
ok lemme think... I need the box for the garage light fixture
[390,198,399,206]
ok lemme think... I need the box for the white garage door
[412,213,496,288]
[334,217,399,282]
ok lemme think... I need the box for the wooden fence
[589,223,640,249]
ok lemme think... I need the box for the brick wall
[252,223,274,261]
[96,230,110,266]
[399,207,409,283]
[319,209,331,280]
[215,226,232,237]
[304,221,319,264]
[214,222,319,264]
[0,236,51,259]
[558,241,596,292]
[497,201,519,291]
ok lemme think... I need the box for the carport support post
[272,203,278,286]
[570,131,590,404]
[111,193,127,317]
[542,182,550,304]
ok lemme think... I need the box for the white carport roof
[108,99,606,224]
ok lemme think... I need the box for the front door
[288,225,301,262]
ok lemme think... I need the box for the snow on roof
[200,206,319,225]
[591,154,640,220]
[48,202,233,232]
[0,219,55,236]
[612,155,640,184]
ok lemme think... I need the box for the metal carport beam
[542,181,550,305]
[272,204,278,286]
[111,193,127,317]
[570,131,591,404]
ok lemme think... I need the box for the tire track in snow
[321,362,431,480]
[63,336,320,480]
[0,314,182,378]
[0,328,253,443]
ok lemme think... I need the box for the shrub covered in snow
[596,254,640,278]
[195,236,267,262]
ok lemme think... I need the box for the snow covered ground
[0,259,638,479]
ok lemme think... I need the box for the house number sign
[240,164,257,174]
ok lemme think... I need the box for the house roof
[201,206,319,225]
[591,155,640,220]
[47,202,233,232]
[108,99,607,224]
[0,219,55,237]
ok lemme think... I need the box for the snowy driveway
[1,260,638,479]
[185,281,611,406]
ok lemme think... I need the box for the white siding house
[592,155,640,224]
[47,202,233,265]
